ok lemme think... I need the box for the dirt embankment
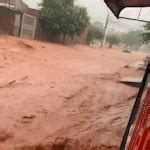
[0,36,145,149]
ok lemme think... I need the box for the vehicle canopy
[104,0,150,17]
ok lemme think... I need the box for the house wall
[63,26,90,45]
[15,0,28,12]
[20,13,37,38]
[0,6,15,34]
[0,6,22,36]
[13,13,22,36]
[25,8,53,41]
[0,0,15,5]
[74,25,90,45]
[0,0,28,12]
[34,20,53,42]
[0,0,15,10]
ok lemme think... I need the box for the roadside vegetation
[106,34,120,48]
[39,0,150,50]
[39,0,89,44]
[142,23,150,43]
[86,23,104,45]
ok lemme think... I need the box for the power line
[119,16,150,23]
[119,7,150,23]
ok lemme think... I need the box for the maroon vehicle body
[104,1,150,150]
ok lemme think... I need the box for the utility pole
[100,14,109,48]
[137,7,142,21]
[8,0,11,8]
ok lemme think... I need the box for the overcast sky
[23,0,150,32]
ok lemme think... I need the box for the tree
[86,24,104,45]
[39,0,89,43]
[142,23,150,43]
[121,30,143,48]
[93,21,104,30]
[106,34,120,48]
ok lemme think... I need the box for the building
[0,1,88,44]
[0,0,28,12]
[24,8,52,41]
[0,0,38,39]
[0,0,30,37]
[0,6,22,36]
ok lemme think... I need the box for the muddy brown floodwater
[0,36,146,150]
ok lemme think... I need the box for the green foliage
[106,34,120,48]
[93,21,103,30]
[86,23,104,45]
[121,30,143,47]
[142,23,150,43]
[39,0,90,43]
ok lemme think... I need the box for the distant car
[123,48,131,53]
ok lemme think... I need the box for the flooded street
[0,36,145,149]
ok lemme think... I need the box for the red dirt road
[0,36,145,149]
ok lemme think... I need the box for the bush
[106,34,120,48]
